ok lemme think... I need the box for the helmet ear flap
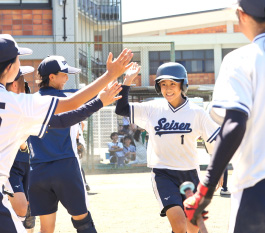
[155,82,161,94]
[181,78,189,94]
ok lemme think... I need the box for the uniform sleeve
[49,97,103,129]
[129,102,150,130]
[212,53,252,117]
[200,110,220,155]
[17,93,58,138]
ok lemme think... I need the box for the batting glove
[183,182,215,225]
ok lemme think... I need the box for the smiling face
[49,72,69,90]
[159,79,184,108]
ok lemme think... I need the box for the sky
[121,0,235,22]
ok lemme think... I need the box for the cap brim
[17,47,33,56]
[14,66,34,81]
[61,66,81,74]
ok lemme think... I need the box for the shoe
[86,184,90,192]
[220,189,231,195]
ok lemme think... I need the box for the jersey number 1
[181,135,184,145]
[0,102,6,127]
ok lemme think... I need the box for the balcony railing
[78,0,120,21]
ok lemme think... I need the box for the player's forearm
[115,85,130,117]
[55,71,113,114]
[203,110,247,187]
[49,97,103,129]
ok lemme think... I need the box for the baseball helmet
[155,62,188,94]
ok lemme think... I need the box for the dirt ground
[35,171,231,233]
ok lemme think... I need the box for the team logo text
[154,118,192,136]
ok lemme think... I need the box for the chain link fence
[18,41,174,172]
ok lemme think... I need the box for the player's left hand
[183,182,215,225]
[98,81,123,106]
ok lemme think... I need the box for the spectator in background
[123,135,136,164]
[108,132,125,167]
[133,130,147,164]
[122,116,130,135]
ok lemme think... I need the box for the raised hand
[106,48,134,80]
[98,81,123,106]
[123,62,141,86]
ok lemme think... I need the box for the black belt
[2,185,14,197]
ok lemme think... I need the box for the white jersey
[212,33,265,193]
[130,98,219,170]
[0,84,58,184]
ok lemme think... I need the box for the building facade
[122,8,250,99]
[0,0,122,91]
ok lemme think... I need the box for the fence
[18,41,175,171]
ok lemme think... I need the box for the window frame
[0,0,52,9]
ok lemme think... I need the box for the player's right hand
[183,182,215,225]
[106,48,133,80]
[98,81,123,106]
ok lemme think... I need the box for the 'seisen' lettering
[154,118,192,136]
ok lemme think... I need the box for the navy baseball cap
[6,66,34,84]
[238,0,265,18]
[38,55,81,76]
[0,34,33,63]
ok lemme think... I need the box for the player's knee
[71,211,97,233]
[16,209,27,219]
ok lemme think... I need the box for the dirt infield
[35,171,231,232]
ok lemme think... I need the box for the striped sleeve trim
[38,97,59,138]
[212,101,250,117]
[130,104,134,124]
[206,127,221,143]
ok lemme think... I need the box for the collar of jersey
[0,83,6,90]
[253,33,265,43]
[168,97,188,113]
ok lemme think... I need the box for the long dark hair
[0,57,17,80]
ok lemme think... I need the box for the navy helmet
[155,62,188,94]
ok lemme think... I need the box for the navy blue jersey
[29,87,79,164]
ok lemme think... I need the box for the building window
[132,51,141,66]
[176,50,214,73]
[149,50,214,75]
[149,51,170,75]
[0,0,51,8]
[94,35,102,51]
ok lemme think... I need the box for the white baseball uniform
[130,98,220,171]
[212,33,265,194]
[0,84,58,232]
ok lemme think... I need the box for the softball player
[115,62,220,233]
[6,66,36,233]
[184,1,265,232]
[27,55,124,233]
[0,34,133,233]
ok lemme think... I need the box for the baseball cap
[6,66,34,84]
[238,0,265,18]
[38,55,81,76]
[0,34,33,63]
